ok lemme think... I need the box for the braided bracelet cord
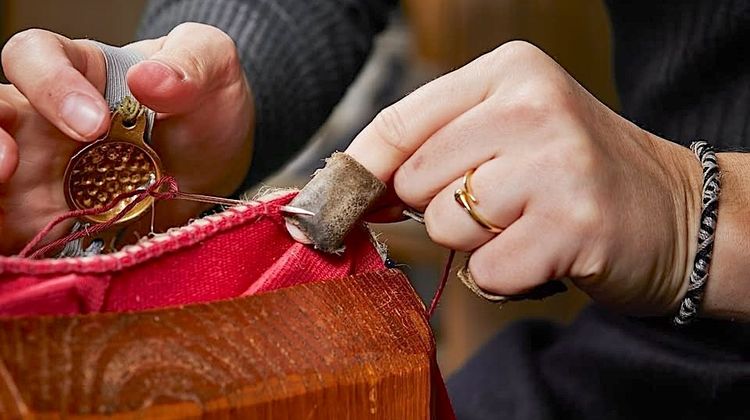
[674,141,721,326]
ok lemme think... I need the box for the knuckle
[566,194,603,237]
[495,95,554,127]
[371,106,411,156]
[468,252,542,296]
[172,22,212,35]
[422,195,488,252]
[219,37,242,74]
[173,23,241,79]
[423,203,453,248]
[497,40,540,59]
[183,48,207,76]
[485,42,574,119]
[196,23,238,55]
[392,166,423,209]
[5,28,46,50]
[467,254,497,292]
[484,40,543,70]
[489,82,572,131]
[213,28,238,52]
[2,29,47,66]
[163,44,209,86]
[174,22,237,53]
[518,77,569,113]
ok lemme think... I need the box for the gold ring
[454,169,504,233]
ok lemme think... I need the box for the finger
[0,127,18,182]
[1,29,109,141]
[127,23,243,114]
[365,204,408,223]
[393,100,500,208]
[423,178,495,252]
[468,215,572,295]
[345,55,494,181]
[423,158,526,251]
[363,184,408,223]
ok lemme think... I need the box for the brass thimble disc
[64,110,162,225]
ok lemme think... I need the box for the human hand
[0,23,254,254]
[344,41,702,315]
[0,84,76,254]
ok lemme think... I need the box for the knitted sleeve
[137,0,396,187]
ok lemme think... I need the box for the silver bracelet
[674,141,721,326]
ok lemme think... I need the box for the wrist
[699,153,750,320]
[654,141,750,321]
[648,136,703,313]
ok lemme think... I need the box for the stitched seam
[0,193,294,275]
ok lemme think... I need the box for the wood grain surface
[0,269,437,419]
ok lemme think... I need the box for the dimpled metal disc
[64,110,162,225]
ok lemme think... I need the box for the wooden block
[0,270,439,419]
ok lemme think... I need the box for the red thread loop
[20,176,181,259]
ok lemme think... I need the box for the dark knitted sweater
[138,0,395,187]
[139,1,750,419]
[606,0,750,149]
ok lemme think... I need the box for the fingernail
[133,60,183,95]
[285,221,313,245]
[60,93,105,139]
[142,60,184,87]
[150,60,184,78]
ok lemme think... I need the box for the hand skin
[705,153,750,321]
[335,40,749,320]
[0,23,254,254]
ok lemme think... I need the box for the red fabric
[0,192,454,417]
[0,193,383,316]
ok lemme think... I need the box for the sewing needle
[167,190,315,217]
[279,206,315,217]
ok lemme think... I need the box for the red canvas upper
[0,193,384,316]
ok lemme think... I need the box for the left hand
[0,24,254,253]
[344,41,702,316]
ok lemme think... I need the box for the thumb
[1,29,109,142]
[127,23,243,114]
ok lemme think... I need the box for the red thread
[427,249,455,318]
[21,176,180,259]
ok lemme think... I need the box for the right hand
[336,41,701,316]
[0,23,255,254]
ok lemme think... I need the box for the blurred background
[1,0,618,375]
